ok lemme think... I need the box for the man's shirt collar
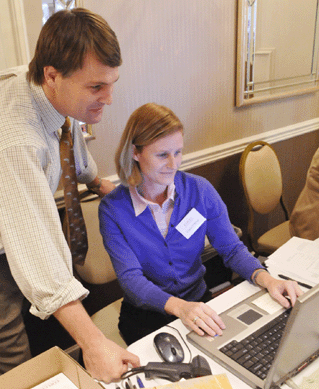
[30,82,66,134]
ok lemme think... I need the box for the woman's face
[134,130,184,190]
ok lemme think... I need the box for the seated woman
[99,103,302,345]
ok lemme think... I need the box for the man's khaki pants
[0,253,31,374]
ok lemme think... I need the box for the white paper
[31,373,78,389]
[251,292,283,314]
[175,208,206,239]
[265,237,319,286]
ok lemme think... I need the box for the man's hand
[98,178,116,197]
[82,333,140,383]
[87,176,116,197]
[53,300,140,383]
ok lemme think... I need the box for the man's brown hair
[28,8,122,85]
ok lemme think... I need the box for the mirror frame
[236,0,319,107]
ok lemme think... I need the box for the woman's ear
[132,145,140,162]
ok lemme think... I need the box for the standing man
[0,8,139,383]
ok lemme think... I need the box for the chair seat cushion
[257,220,291,254]
[91,298,126,348]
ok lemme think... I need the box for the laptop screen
[266,284,319,388]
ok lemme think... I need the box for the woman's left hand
[254,270,303,308]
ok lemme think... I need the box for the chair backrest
[240,141,283,215]
[239,141,289,253]
[75,196,117,285]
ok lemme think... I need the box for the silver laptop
[187,284,319,389]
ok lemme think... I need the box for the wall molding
[109,117,319,186]
[55,117,319,202]
[180,117,319,172]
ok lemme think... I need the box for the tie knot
[61,117,71,133]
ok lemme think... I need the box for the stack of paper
[31,373,78,389]
[265,237,319,287]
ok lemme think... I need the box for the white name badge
[175,208,206,239]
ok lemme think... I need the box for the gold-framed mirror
[236,0,319,107]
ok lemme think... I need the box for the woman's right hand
[164,296,225,337]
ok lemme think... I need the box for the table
[101,280,299,389]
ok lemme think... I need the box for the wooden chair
[239,141,291,256]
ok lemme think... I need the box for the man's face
[44,53,119,124]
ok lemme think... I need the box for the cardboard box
[0,346,103,389]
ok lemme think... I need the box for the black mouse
[154,332,185,363]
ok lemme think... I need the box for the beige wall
[0,0,31,69]
[79,0,319,177]
[256,0,317,80]
[23,0,42,58]
[21,1,319,178]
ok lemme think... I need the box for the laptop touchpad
[226,303,264,326]
[237,309,263,325]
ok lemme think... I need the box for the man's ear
[43,66,60,88]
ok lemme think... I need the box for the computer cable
[121,355,212,383]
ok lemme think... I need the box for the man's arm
[72,120,115,197]
[53,299,140,383]
[87,176,116,197]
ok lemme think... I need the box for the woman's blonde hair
[115,103,183,186]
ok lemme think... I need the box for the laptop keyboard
[220,308,292,380]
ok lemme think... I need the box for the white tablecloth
[101,280,297,389]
